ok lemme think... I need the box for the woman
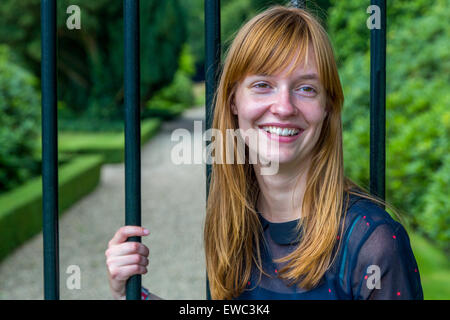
[105,5,423,300]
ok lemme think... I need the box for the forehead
[243,45,318,80]
[242,48,319,82]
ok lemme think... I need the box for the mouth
[258,125,303,137]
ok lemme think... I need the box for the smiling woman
[105,4,424,301]
[202,5,424,300]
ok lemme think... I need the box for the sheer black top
[234,192,424,300]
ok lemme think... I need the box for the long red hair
[204,5,392,300]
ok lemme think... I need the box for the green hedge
[39,118,161,164]
[0,154,103,262]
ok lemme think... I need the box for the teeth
[261,126,300,136]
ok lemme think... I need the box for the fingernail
[143,228,149,235]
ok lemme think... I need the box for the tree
[0,0,187,120]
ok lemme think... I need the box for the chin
[254,151,296,165]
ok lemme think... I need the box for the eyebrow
[252,73,320,81]
[295,73,319,81]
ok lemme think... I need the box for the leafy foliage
[328,0,431,64]
[0,0,187,120]
[144,44,196,120]
[331,0,449,250]
[0,46,40,193]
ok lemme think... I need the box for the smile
[260,126,300,136]
[258,126,304,143]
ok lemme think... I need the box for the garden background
[0,0,448,299]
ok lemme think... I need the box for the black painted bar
[205,0,221,198]
[41,0,59,301]
[369,0,386,204]
[124,0,142,300]
[205,0,221,300]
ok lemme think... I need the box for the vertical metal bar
[124,0,142,300]
[205,0,221,197]
[205,0,221,300]
[369,0,386,204]
[41,0,59,301]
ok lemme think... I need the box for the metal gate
[40,0,386,300]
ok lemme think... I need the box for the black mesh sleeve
[351,222,423,300]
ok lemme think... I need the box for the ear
[231,96,238,115]
[324,102,331,118]
[231,103,237,115]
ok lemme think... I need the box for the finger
[109,226,149,246]
[109,264,148,281]
[107,254,149,268]
[106,242,149,257]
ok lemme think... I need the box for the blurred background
[0,0,448,299]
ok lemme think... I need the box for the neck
[253,156,311,223]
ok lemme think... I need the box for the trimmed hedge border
[56,118,162,163]
[0,154,104,262]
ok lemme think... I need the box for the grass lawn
[409,232,450,299]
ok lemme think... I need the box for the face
[231,48,328,167]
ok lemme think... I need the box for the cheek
[302,101,327,124]
[236,100,266,127]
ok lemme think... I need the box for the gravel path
[0,106,207,300]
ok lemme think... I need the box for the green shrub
[328,0,431,64]
[0,0,187,120]
[0,45,40,193]
[335,0,449,250]
[144,44,196,120]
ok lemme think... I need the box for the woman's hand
[105,226,150,300]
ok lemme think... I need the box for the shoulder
[339,192,413,266]
[344,192,397,223]
[342,192,405,239]
[335,193,421,297]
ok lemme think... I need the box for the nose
[269,87,298,118]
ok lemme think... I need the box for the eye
[297,86,317,96]
[252,82,272,90]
